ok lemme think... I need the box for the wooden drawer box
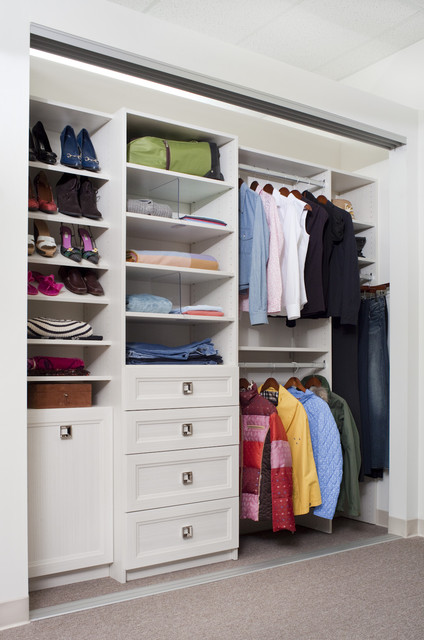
[125,406,239,454]
[28,383,92,409]
[124,364,239,410]
[126,445,238,511]
[125,497,239,570]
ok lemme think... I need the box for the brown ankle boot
[56,174,82,217]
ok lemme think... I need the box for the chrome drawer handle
[183,381,193,395]
[182,423,193,436]
[60,425,72,440]
[182,471,193,485]
[182,525,193,539]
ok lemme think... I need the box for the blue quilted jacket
[288,388,343,519]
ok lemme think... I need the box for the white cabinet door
[27,407,113,577]
[126,445,238,511]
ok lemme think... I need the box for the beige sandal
[34,219,57,257]
[28,234,35,255]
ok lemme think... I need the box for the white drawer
[125,406,239,453]
[126,445,238,511]
[123,364,238,410]
[125,497,239,570]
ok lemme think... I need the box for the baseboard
[0,597,29,630]
[388,516,423,537]
[29,565,110,591]
[376,509,389,528]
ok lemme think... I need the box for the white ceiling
[106,0,424,81]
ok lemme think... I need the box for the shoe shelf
[353,219,374,232]
[27,339,112,346]
[28,210,111,230]
[28,254,109,270]
[30,97,111,138]
[126,213,233,243]
[27,292,109,304]
[358,256,375,268]
[27,375,112,382]
[28,160,111,183]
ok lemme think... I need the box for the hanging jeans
[358,295,390,478]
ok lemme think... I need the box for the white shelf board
[27,340,112,346]
[238,346,329,353]
[126,212,232,242]
[126,262,234,284]
[28,210,110,230]
[28,291,109,304]
[126,312,233,324]
[332,171,374,194]
[30,97,111,136]
[126,164,232,203]
[353,220,374,232]
[29,160,111,182]
[27,376,111,382]
[28,253,108,270]
[358,257,375,267]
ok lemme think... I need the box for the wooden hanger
[317,195,328,205]
[263,183,274,194]
[239,377,250,390]
[261,377,280,391]
[250,180,259,191]
[284,376,306,392]
[304,375,322,389]
[291,190,312,211]
[279,186,290,196]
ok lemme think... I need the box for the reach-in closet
[26,71,386,596]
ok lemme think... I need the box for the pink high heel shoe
[32,271,64,296]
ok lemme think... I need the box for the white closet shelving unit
[27,98,120,582]
[111,110,240,582]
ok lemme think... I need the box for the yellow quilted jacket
[259,383,321,516]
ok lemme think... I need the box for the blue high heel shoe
[60,125,82,169]
[77,128,100,172]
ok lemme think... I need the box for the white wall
[1,0,423,627]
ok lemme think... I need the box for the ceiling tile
[145,0,302,44]
[242,7,370,71]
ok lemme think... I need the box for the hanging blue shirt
[239,182,269,325]
[288,387,343,520]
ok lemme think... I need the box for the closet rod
[238,163,326,189]
[239,361,326,370]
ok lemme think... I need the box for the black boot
[56,174,82,218]
[79,177,103,220]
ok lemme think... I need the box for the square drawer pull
[182,471,193,485]
[182,525,193,539]
[59,425,72,440]
[182,381,193,395]
[182,423,193,436]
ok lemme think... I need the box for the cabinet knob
[182,471,193,485]
[182,525,193,539]
[182,381,193,395]
[59,425,72,440]
[182,423,193,436]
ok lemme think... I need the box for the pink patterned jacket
[240,383,295,532]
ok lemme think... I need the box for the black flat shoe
[32,120,57,165]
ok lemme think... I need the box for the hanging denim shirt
[239,182,269,325]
